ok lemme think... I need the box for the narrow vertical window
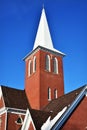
[54,89,58,99]
[53,57,58,74]
[33,56,36,73]
[28,60,32,76]
[48,87,51,101]
[45,55,50,72]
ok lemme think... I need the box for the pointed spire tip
[42,3,45,12]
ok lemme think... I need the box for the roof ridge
[1,85,24,91]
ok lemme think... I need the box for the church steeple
[24,8,65,110]
[33,8,53,50]
[33,8,65,56]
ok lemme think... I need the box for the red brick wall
[40,50,64,109]
[28,122,34,130]
[25,51,41,110]
[62,97,87,130]
[25,49,64,110]
[7,113,24,130]
[0,113,6,130]
[0,97,4,108]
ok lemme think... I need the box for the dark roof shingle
[30,109,51,130]
[1,85,30,110]
[43,86,85,119]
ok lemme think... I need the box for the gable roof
[1,85,30,110]
[51,85,87,130]
[30,109,51,130]
[36,85,86,130]
[28,86,86,130]
[43,86,84,119]
[1,85,87,130]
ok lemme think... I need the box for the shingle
[30,109,51,130]
[1,85,85,130]
[1,85,30,110]
[30,86,85,129]
[43,86,85,119]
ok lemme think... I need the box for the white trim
[5,110,7,130]
[28,60,32,77]
[15,115,24,125]
[0,86,5,107]
[46,55,51,72]
[0,107,26,115]
[48,88,51,101]
[33,56,36,73]
[0,86,2,100]
[7,107,26,115]
[0,107,7,130]
[53,58,58,74]
[21,109,36,130]
[41,107,67,130]
[0,107,7,115]
[52,85,87,130]
[54,89,58,99]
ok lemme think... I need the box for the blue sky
[0,0,87,93]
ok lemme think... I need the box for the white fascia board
[0,86,5,107]
[0,107,7,115]
[52,85,87,130]
[21,109,36,130]
[85,85,87,96]
[5,110,7,130]
[7,107,26,115]
[41,107,67,130]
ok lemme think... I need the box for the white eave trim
[7,107,26,115]
[0,107,7,115]
[0,86,6,107]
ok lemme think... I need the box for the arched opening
[33,56,36,73]
[53,57,58,74]
[48,87,51,101]
[54,89,58,99]
[45,55,51,72]
[28,60,32,76]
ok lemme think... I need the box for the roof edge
[23,46,66,61]
[52,84,87,130]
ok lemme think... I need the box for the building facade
[0,8,87,130]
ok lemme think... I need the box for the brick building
[0,8,87,130]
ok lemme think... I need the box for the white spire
[33,8,65,56]
[33,8,54,50]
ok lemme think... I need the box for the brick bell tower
[24,8,65,110]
